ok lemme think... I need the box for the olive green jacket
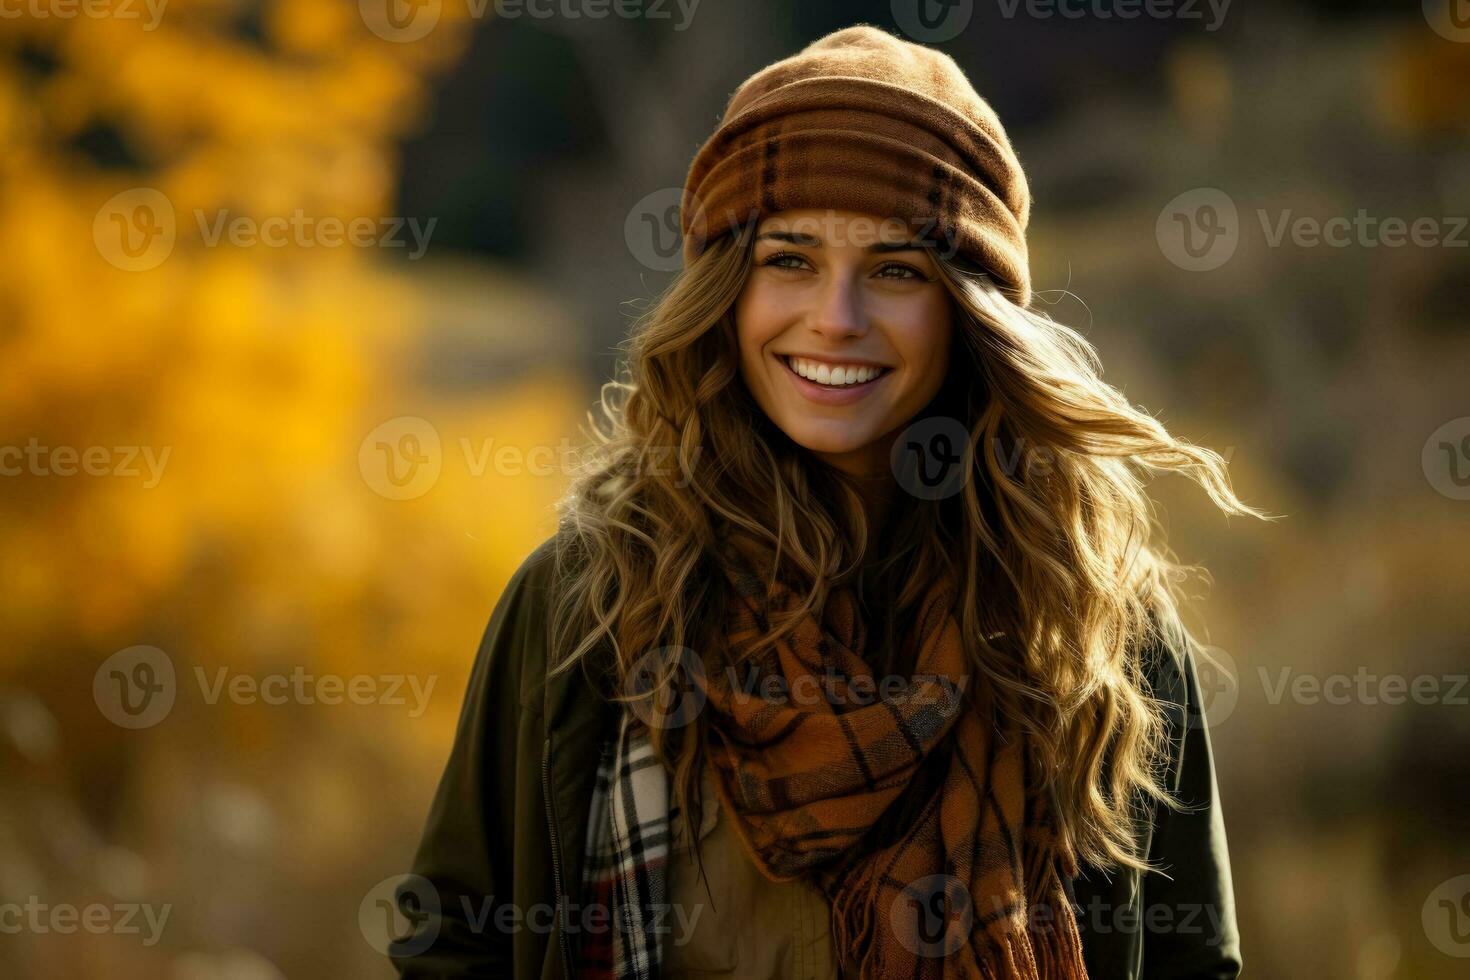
[390,536,1243,979]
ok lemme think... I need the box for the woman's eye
[757,253,926,280]
[876,262,921,280]
[760,251,809,271]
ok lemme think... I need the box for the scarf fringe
[973,844,1088,979]
[978,919,1086,980]
[829,869,1088,979]
[829,867,879,976]
[1012,844,1089,980]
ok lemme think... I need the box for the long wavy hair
[547,220,1273,874]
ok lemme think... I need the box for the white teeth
[787,356,884,386]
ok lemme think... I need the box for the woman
[392,24,1265,980]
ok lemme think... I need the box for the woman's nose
[805,268,869,340]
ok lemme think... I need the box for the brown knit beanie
[680,24,1033,307]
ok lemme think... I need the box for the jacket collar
[542,637,618,738]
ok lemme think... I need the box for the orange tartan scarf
[700,532,1089,979]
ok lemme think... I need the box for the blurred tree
[0,3,586,976]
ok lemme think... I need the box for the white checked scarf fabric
[576,708,671,980]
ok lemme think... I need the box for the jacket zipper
[541,733,575,978]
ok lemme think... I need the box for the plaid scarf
[578,532,1088,979]
[577,708,671,980]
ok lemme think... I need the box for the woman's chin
[780,427,884,464]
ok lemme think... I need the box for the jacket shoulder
[1138,609,1191,705]
[516,532,562,591]
[394,535,568,975]
[462,533,567,718]
[1134,610,1229,800]
[1138,616,1243,975]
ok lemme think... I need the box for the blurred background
[1,0,1467,976]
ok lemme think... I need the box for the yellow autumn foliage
[1,5,584,976]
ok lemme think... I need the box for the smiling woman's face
[733,208,955,479]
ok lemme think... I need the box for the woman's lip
[778,354,892,406]
[779,353,893,370]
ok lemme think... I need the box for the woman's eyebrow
[755,230,820,246]
[754,230,927,253]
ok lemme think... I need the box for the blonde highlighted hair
[548,223,1273,874]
